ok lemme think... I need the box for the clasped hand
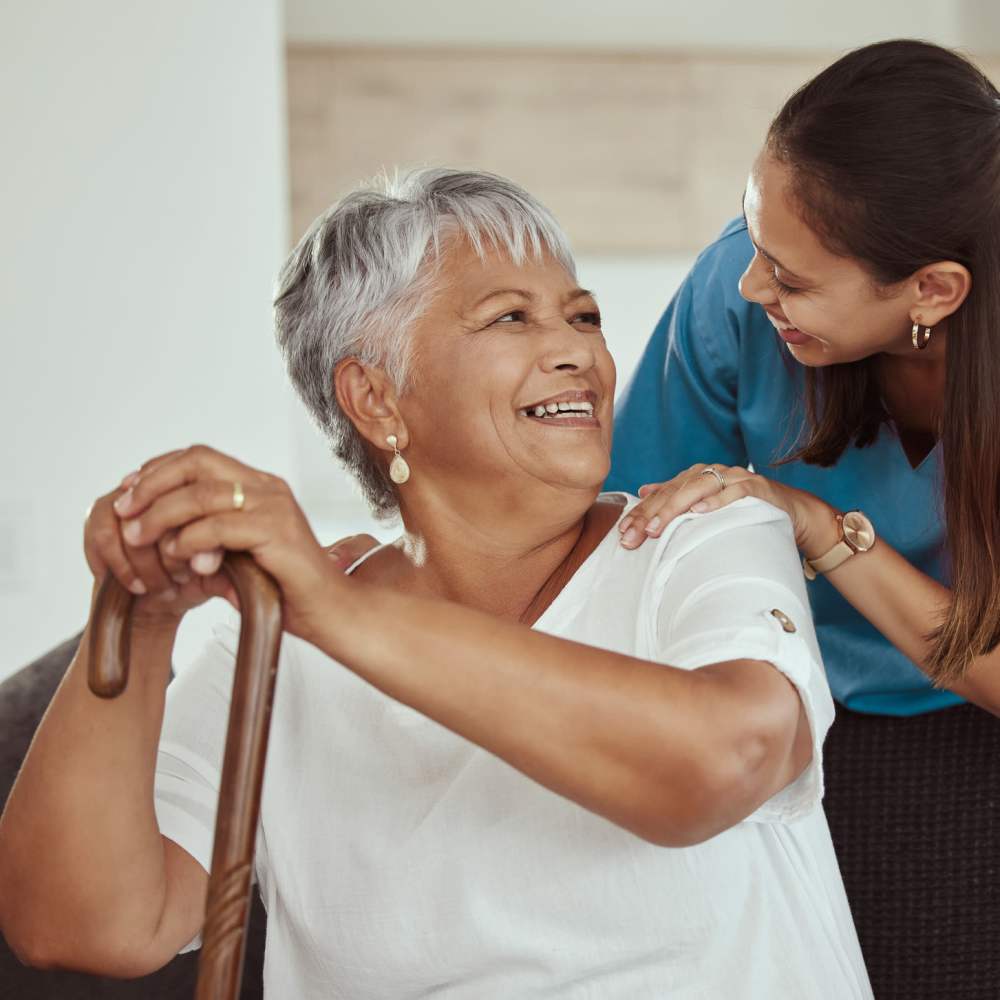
[83,444,345,642]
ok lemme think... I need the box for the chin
[784,339,845,367]
[556,458,611,493]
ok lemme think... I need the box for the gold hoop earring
[386,434,410,485]
[911,321,932,351]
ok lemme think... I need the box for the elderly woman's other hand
[619,462,834,555]
[109,444,342,643]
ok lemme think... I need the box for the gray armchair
[0,634,265,1000]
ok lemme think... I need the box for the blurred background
[3,0,998,679]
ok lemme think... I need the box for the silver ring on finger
[700,466,727,491]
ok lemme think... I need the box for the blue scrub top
[607,218,960,716]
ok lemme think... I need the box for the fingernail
[171,569,191,584]
[164,537,178,556]
[691,501,709,513]
[618,516,633,535]
[120,470,140,488]
[644,516,661,534]
[191,551,220,575]
[622,527,641,547]
[159,587,177,602]
[129,579,147,595]
[114,489,133,515]
[122,519,142,545]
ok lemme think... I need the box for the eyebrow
[740,196,808,284]
[472,286,597,309]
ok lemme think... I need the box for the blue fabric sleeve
[607,225,751,494]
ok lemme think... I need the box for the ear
[333,359,408,452]
[909,261,972,327]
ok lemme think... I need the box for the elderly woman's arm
[308,580,811,846]
[0,608,208,974]
[114,447,816,848]
[0,477,227,975]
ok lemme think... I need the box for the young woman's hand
[325,534,380,572]
[107,445,347,644]
[618,462,837,556]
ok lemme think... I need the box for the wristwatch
[803,510,876,580]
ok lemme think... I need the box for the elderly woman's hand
[618,462,835,556]
[109,444,343,643]
[84,468,233,630]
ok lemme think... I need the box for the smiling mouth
[519,400,596,420]
[517,390,598,423]
[765,312,813,343]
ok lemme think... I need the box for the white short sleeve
[649,498,836,824]
[154,610,241,953]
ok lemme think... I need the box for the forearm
[317,580,796,845]
[0,598,178,969]
[804,500,1000,714]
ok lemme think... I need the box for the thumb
[326,534,379,573]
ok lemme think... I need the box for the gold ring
[232,481,245,511]
[700,466,727,490]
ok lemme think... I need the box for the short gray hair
[274,168,576,517]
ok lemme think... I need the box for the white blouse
[154,495,872,998]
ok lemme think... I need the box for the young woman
[609,39,1000,1000]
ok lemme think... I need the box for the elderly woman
[0,170,871,998]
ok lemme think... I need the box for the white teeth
[522,399,596,419]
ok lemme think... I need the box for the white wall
[1,0,291,678]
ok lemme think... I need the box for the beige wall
[287,45,1000,255]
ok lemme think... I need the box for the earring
[386,434,410,485]
[911,320,932,350]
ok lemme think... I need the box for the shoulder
[670,496,795,548]
[652,498,803,593]
[593,496,798,595]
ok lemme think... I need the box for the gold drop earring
[911,318,933,350]
[386,434,410,484]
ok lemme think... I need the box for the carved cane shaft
[89,553,283,1000]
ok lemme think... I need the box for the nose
[537,318,600,375]
[738,251,778,307]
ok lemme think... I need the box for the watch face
[843,510,876,552]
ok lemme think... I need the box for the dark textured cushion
[0,632,265,1000]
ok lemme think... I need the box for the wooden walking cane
[88,552,283,1000]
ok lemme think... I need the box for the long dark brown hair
[767,39,1000,684]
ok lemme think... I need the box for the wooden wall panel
[287,45,1000,255]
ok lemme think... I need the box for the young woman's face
[738,153,916,366]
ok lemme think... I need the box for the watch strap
[805,537,856,576]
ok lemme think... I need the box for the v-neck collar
[883,424,942,478]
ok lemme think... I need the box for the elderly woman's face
[400,239,615,499]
